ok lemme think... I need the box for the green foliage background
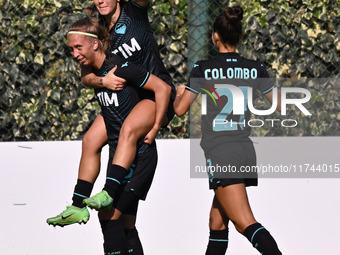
[190,0,340,138]
[211,0,340,136]
[0,0,339,141]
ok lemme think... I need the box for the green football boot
[46,205,90,227]
[83,190,113,210]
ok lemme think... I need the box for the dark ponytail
[213,5,244,46]
[225,6,243,24]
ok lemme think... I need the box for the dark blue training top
[94,54,155,158]
[107,0,175,99]
[187,52,274,152]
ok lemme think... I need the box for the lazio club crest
[115,23,127,34]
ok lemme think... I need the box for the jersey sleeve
[186,61,203,95]
[257,62,275,95]
[114,58,150,88]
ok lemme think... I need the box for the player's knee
[82,132,102,154]
[120,215,136,229]
[98,209,110,221]
[231,219,255,234]
[209,215,226,230]
[98,207,120,221]
[119,123,140,143]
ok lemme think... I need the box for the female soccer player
[80,0,176,209]
[65,17,169,254]
[47,0,174,224]
[174,6,282,255]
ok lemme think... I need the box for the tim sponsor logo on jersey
[96,91,119,107]
[96,71,119,107]
[112,38,141,59]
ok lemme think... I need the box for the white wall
[1,138,340,255]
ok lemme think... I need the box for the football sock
[104,164,128,198]
[125,227,144,255]
[100,220,127,254]
[72,179,94,208]
[205,229,229,255]
[243,223,282,255]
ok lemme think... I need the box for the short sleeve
[257,62,274,94]
[186,61,203,95]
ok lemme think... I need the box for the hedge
[0,0,339,141]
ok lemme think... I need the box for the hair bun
[224,6,243,23]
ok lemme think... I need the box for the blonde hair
[68,17,111,52]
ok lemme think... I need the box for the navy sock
[72,179,93,208]
[100,220,127,255]
[104,164,128,198]
[125,227,144,255]
[205,229,229,255]
[243,223,282,255]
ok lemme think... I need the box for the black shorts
[106,147,158,201]
[204,140,258,189]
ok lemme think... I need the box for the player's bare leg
[215,184,281,254]
[214,184,257,233]
[113,99,156,169]
[205,195,230,255]
[79,114,108,183]
[84,100,157,210]
[209,195,229,230]
[46,114,107,227]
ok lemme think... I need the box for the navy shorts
[204,140,258,189]
[107,147,158,201]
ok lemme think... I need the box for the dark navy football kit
[106,0,175,122]
[93,3,174,254]
[187,52,274,188]
[94,53,157,202]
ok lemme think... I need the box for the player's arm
[174,61,201,116]
[142,74,171,142]
[258,62,281,112]
[131,0,149,7]
[173,86,198,116]
[264,89,281,112]
[81,65,126,90]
